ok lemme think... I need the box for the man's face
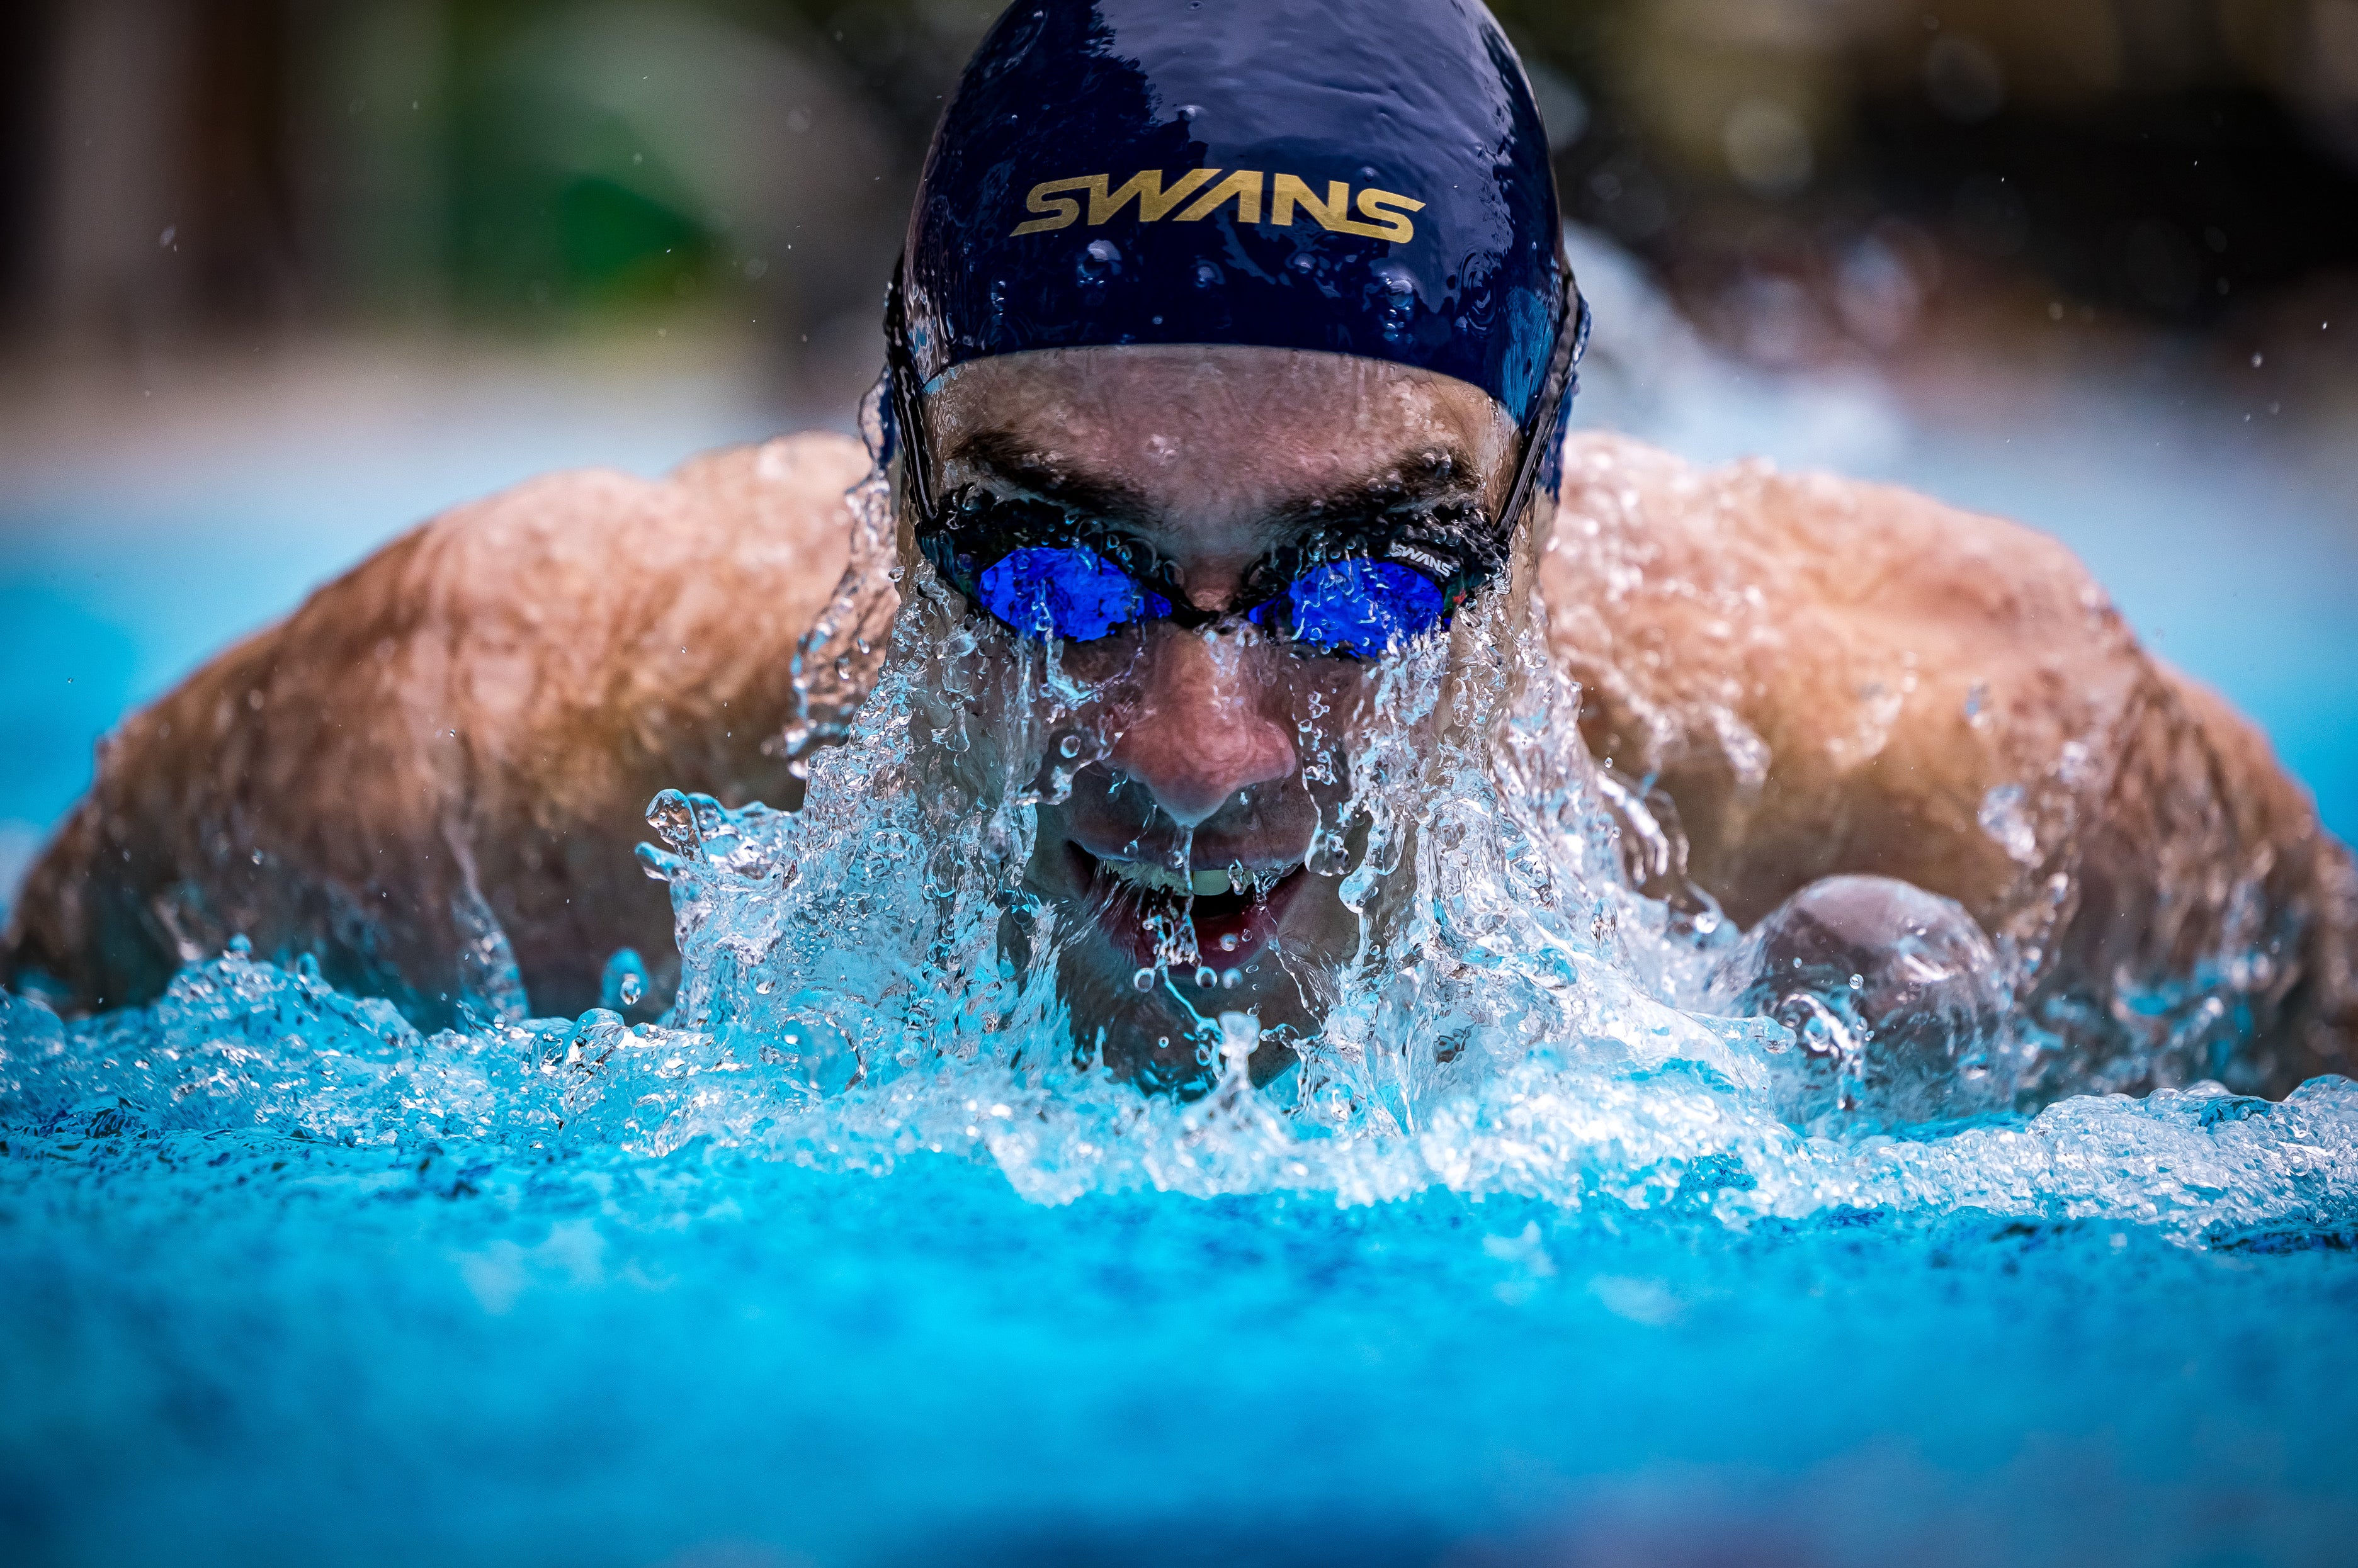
[921,346,1517,1086]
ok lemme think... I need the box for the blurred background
[4,0,2357,906]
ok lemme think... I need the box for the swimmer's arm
[1541,432,2352,1090]
[4,433,864,1024]
[1543,431,2134,925]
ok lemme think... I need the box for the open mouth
[1068,845,1307,974]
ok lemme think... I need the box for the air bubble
[1132,967,1157,993]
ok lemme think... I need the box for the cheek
[1282,661,1374,779]
[950,633,1153,786]
[1054,632,1152,691]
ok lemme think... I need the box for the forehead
[924,345,1516,524]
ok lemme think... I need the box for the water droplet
[1219,932,1239,952]
[1977,782,2039,866]
[1194,966,1217,989]
[1220,969,1243,990]
[601,947,650,1012]
[1193,259,1222,288]
[1077,239,1121,284]
[649,792,701,849]
[1370,261,1419,341]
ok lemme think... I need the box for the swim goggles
[882,265,1587,659]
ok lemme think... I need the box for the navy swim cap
[893,0,1578,425]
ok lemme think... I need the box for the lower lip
[1072,847,1305,974]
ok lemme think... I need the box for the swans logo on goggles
[1012,170,1426,243]
[1384,541,1455,578]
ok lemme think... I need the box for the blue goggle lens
[977,544,1173,641]
[971,545,1446,655]
[1280,558,1448,657]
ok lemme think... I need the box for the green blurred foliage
[18,0,2352,349]
[402,0,1005,327]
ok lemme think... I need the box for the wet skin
[920,346,1517,1087]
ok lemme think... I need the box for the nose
[1108,629,1298,827]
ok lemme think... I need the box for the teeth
[1101,860,1237,897]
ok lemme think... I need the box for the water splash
[5,402,2351,1248]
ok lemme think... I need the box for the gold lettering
[1271,174,1348,230]
[1012,176,1092,236]
[1353,187,1425,244]
[1014,169,1419,240]
[1174,169,1263,225]
[1089,168,1220,224]
[1273,174,1398,239]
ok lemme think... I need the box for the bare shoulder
[1541,431,2139,752]
[4,432,870,1023]
[1538,431,2353,1092]
[409,431,866,645]
[1539,431,2148,922]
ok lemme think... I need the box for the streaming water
[4,386,2355,1565]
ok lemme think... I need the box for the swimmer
[7,0,2353,1102]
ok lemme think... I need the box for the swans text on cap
[1012,169,1427,243]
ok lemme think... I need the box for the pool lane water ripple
[3,1102,2356,1567]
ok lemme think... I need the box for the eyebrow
[946,429,1487,539]
[944,428,1159,524]
[1264,447,1486,534]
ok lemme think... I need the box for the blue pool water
[8,1104,2357,1566]
[6,922,2357,1568]
[6,254,2358,1565]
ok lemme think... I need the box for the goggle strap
[884,264,939,525]
[1492,274,1590,568]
